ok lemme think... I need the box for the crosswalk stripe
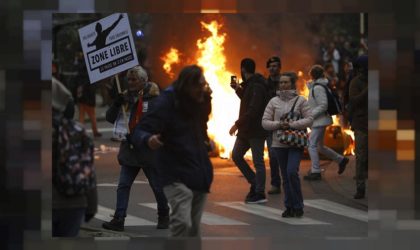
[304,199,368,222]
[95,205,155,226]
[216,202,329,225]
[133,180,149,184]
[97,183,117,187]
[86,127,114,133]
[97,181,148,187]
[138,203,249,226]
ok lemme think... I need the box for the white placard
[113,111,128,140]
[78,13,139,84]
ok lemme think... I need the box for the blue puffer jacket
[132,86,213,192]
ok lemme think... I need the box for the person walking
[101,66,170,231]
[304,65,349,181]
[229,58,269,204]
[262,72,313,217]
[132,65,213,237]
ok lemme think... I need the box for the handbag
[276,97,309,148]
[117,140,155,168]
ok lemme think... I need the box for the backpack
[53,115,96,196]
[312,82,342,116]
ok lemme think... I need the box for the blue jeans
[115,165,169,218]
[273,147,304,209]
[267,135,281,188]
[232,137,266,194]
[52,207,85,237]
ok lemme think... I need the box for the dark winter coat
[348,74,368,132]
[234,73,269,139]
[106,82,159,167]
[131,86,213,192]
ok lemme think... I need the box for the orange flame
[161,47,181,78]
[196,21,239,158]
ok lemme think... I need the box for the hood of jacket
[307,78,329,90]
[276,89,298,101]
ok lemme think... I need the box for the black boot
[102,216,125,231]
[294,208,304,218]
[282,208,294,218]
[338,157,349,175]
[157,215,169,229]
[245,186,256,203]
[354,181,366,199]
[354,188,365,199]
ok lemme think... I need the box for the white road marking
[86,127,114,133]
[97,181,148,187]
[133,180,149,184]
[95,205,155,226]
[216,202,329,225]
[304,199,368,222]
[139,203,249,226]
[396,220,420,230]
[97,183,118,187]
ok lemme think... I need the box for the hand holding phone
[230,75,238,89]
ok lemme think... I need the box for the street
[81,118,368,242]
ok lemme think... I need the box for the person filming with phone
[229,58,270,204]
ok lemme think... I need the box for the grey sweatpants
[163,182,207,237]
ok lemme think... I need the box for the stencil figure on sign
[88,14,123,50]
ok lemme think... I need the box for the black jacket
[234,73,269,139]
[132,86,213,192]
[348,74,368,132]
[106,82,158,167]
[266,75,279,99]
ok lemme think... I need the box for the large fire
[196,21,239,158]
[161,19,355,157]
[161,47,181,78]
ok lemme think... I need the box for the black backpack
[312,82,342,116]
[53,115,96,196]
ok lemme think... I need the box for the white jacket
[307,78,333,127]
[262,90,313,148]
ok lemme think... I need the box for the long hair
[172,65,204,118]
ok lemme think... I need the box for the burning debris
[161,47,181,78]
[161,19,355,158]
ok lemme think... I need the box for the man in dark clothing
[349,55,368,199]
[265,56,282,195]
[132,65,213,237]
[230,58,268,204]
[101,66,169,231]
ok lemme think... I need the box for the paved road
[80,121,368,246]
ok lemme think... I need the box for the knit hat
[52,76,73,112]
[266,56,281,68]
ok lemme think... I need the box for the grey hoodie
[307,78,333,127]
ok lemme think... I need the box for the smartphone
[231,75,237,83]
